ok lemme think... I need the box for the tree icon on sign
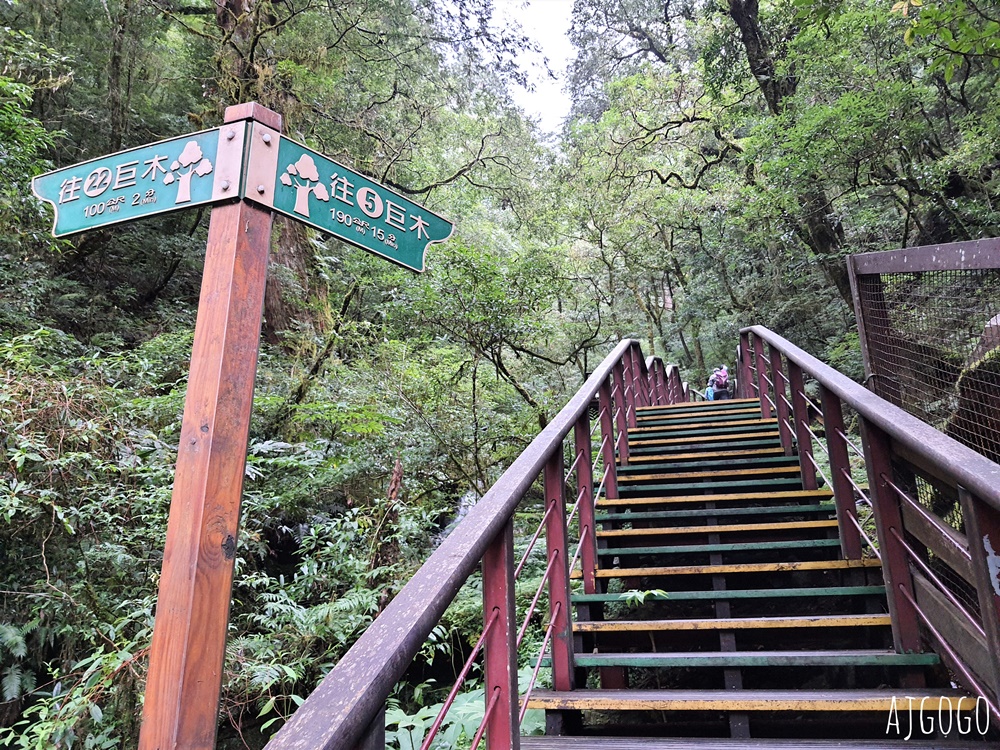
[163,141,213,204]
[280,154,329,217]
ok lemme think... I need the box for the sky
[494,0,575,133]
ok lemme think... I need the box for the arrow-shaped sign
[32,121,453,272]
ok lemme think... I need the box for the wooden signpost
[32,103,453,748]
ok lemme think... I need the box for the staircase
[523,398,991,748]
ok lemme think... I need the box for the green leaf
[2,665,22,701]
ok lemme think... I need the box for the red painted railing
[739,326,1000,719]
[265,340,682,750]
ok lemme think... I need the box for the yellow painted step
[597,489,834,508]
[573,558,882,579]
[573,613,891,632]
[596,519,838,537]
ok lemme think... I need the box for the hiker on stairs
[706,365,732,400]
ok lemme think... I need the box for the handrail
[741,325,1000,717]
[265,338,658,749]
[744,326,1000,509]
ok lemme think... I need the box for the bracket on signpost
[32,103,454,749]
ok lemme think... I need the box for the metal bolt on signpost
[32,102,454,749]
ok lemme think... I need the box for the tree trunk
[263,216,322,345]
[728,0,853,305]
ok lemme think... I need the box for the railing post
[958,487,1000,704]
[544,450,575,692]
[859,418,922,658]
[820,385,862,559]
[739,331,753,399]
[482,519,520,750]
[621,352,638,428]
[630,345,648,409]
[574,413,598,596]
[787,361,817,490]
[653,360,667,405]
[752,332,772,419]
[612,361,631,465]
[768,345,794,455]
[598,379,620,502]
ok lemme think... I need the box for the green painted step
[571,585,887,604]
[558,650,940,668]
[618,466,802,485]
[630,423,779,442]
[596,502,835,522]
[628,438,782,455]
[524,688,973,713]
[636,398,760,416]
[617,455,800,474]
[618,477,804,495]
[634,411,768,428]
[598,538,842,556]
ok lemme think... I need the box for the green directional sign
[32,127,246,237]
[246,132,453,272]
[31,118,453,273]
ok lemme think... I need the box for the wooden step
[618,478,805,496]
[521,736,986,749]
[625,447,787,464]
[618,455,800,474]
[596,519,839,537]
[632,417,776,434]
[637,398,761,413]
[618,466,802,484]
[597,489,834,508]
[580,558,883,580]
[598,538,842,556]
[572,585,887,604]
[596,502,835,522]
[524,688,973,713]
[630,426,779,445]
[572,613,891,633]
[629,438,782,455]
[569,650,940,668]
[636,408,764,426]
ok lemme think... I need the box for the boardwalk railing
[264,340,684,750]
[739,326,1000,720]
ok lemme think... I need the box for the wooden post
[821,385,862,559]
[859,418,923,658]
[739,332,753,399]
[612,361,630,465]
[482,520,520,750]
[138,103,281,750]
[574,413,597,595]
[787,361,817,490]
[598,378,619,502]
[753,332,772,419]
[769,345,793,455]
[544,450,575,691]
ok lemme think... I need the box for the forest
[0,0,998,745]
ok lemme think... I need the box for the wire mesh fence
[851,243,1000,465]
